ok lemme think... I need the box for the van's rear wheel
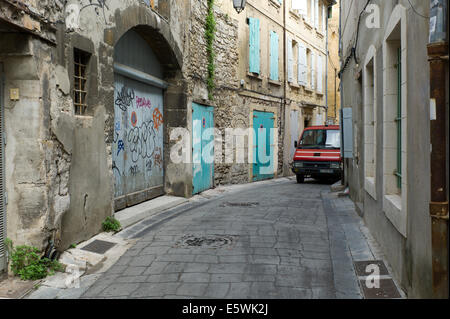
[296,174,305,184]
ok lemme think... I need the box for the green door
[192,103,214,195]
[253,111,275,181]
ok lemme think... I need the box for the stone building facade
[0,0,334,272]
[326,0,340,124]
[339,0,448,298]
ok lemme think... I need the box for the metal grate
[0,63,5,271]
[360,278,402,299]
[73,49,90,116]
[221,202,259,207]
[354,260,389,277]
[81,240,116,255]
[354,260,402,299]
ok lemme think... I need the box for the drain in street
[81,240,116,254]
[221,202,259,207]
[174,234,237,249]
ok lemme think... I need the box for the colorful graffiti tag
[153,108,163,131]
[113,76,164,199]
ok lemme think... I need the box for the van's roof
[304,125,340,130]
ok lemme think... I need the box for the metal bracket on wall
[430,202,449,220]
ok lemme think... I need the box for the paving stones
[78,179,382,299]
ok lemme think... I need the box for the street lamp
[233,0,247,14]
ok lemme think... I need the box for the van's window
[299,130,340,149]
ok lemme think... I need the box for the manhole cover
[175,235,237,249]
[81,240,116,254]
[360,278,402,299]
[222,202,259,207]
[354,260,390,276]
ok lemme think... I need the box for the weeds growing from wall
[102,216,122,233]
[205,0,216,100]
[4,239,64,281]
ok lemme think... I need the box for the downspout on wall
[428,0,449,299]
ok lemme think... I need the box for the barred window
[73,49,90,115]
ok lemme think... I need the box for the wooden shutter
[317,55,323,93]
[314,0,319,29]
[270,31,279,81]
[311,52,316,90]
[249,18,260,74]
[0,63,5,272]
[322,3,327,33]
[310,0,314,25]
[287,37,294,83]
[298,43,307,86]
[343,107,353,158]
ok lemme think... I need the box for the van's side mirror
[294,141,298,148]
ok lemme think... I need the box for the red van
[292,125,342,183]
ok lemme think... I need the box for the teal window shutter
[249,18,261,74]
[270,31,279,81]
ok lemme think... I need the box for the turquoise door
[253,111,275,181]
[192,103,214,195]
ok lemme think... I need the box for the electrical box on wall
[10,88,19,101]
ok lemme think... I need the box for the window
[363,46,377,199]
[292,0,307,16]
[299,129,340,149]
[395,47,402,189]
[248,18,261,75]
[73,49,91,115]
[382,5,408,237]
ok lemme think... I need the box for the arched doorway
[113,29,167,211]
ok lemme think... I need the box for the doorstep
[114,195,189,229]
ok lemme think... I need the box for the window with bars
[73,49,90,115]
[395,47,402,189]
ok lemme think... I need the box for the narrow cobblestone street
[76,178,387,299]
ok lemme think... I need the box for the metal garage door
[0,63,6,273]
[112,30,167,211]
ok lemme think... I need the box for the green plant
[102,216,121,232]
[69,244,77,249]
[205,0,216,100]
[4,238,64,281]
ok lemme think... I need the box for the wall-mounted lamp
[233,0,247,14]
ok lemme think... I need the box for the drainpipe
[325,4,329,124]
[338,0,345,186]
[283,0,287,175]
[428,0,449,299]
[334,67,337,122]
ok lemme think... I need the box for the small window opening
[74,49,90,115]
